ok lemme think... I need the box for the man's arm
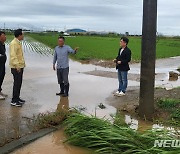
[0,45,3,55]
[0,46,3,57]
[67,46,78,54]
[113,48,121,63]
[53,49,57,70]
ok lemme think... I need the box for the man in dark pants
[0,31,8,100]
[53,36,78,97]
[114,37,131,96]
[9,29,26,107]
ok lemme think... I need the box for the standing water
[11,130,91,154]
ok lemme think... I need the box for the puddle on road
[11,129,91,154]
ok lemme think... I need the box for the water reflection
[57,97,69,113]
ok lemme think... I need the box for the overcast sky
[0,0,180,35]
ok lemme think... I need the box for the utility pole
[139,0,157,119]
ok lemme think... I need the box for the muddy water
[129,56,180,90]
[12,129,91,154]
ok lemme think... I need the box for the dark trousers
[11,68,24,102]
[0,63,5,92]
[57,67,69,85]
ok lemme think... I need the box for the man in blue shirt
[53,36,78,97]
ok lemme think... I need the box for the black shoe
[11,101,22,107]
[11,99,25,104]
[19,98,26,103]
[10,102,16,106]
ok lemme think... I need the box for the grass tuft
[157,98,180,109]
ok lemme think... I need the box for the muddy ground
[108,87,180,116]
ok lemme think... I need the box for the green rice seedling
[157,99,180,110]
[28,33,180,61]
[63,113,180,154]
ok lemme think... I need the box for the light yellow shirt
[9,38,25,68]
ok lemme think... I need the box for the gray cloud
[0,0,180,35]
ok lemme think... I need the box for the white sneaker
[0,95,5,100]
[114,91,120,96]
[119,91,126,96]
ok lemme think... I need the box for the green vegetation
[28,33,180,61]
[64,113,180,154]
[6,34,14,41]
[157,98,180,109]
[157,98,180,126]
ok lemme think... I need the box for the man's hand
[117,61,121,64]
[113,59,117,63]
[16,68,21,73]
[74,47,79,52]
[53,65,56,71]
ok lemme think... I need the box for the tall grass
[28,33,180,61]
[63,113,180,154]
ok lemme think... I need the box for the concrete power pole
[139,0,157,119]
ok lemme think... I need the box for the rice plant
[63,113,180,154]
[28,33,180,61]
[157,98,180,109]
